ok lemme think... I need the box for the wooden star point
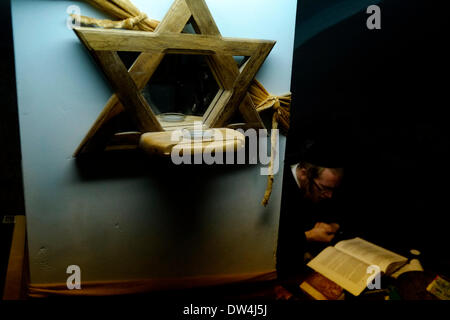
[73,0,275,156]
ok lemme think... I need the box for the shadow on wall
[74,146,260,182]
[73,147,277,249]
[0,0,25,215]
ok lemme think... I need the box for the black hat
[295,137,347,168]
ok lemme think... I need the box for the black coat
[276,163,346,279]
[276,164,311,279]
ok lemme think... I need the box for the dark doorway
[279,0,449,276]
[0,0,26,298]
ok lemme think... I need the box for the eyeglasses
[312,179,335,196]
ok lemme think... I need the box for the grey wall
[12,0,296,284]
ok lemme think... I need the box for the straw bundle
[80,0,159,31]
[71,12,148,30]
[248,79,291,135]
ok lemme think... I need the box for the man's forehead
[318,168,342,184]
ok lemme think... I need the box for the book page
[335,237,407,273]
[307,247,371,296]
[390,259,424,279]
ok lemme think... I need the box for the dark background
[0,0,24,214]
[0,0,25,297]
[284,0,449,274]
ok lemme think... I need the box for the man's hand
[305,222,340,243]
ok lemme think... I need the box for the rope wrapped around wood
[250,80,291,206]
[83,0,159,31]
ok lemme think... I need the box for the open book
[307,237,408,296]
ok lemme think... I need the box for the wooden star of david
[73,0,275,156]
